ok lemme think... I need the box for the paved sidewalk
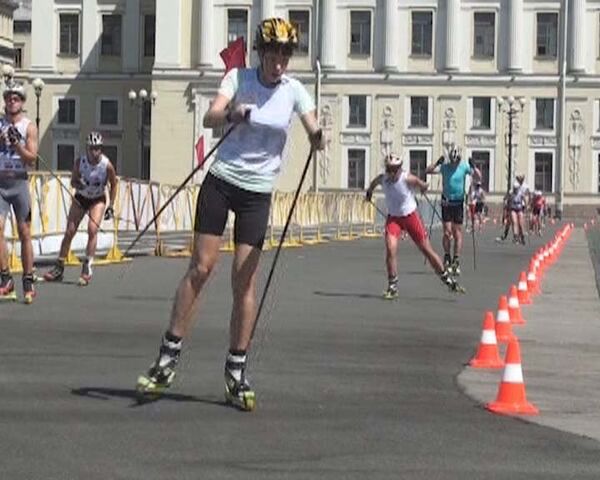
[458,228,600,440]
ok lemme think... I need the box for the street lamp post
[128,88,158,180]
[32,77,44,170]
[32,77,44,132]
[1,63,14,88]
[497,96,526,193]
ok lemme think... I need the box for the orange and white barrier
[469,311,504,369]
[486,339,539,415]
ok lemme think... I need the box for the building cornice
[17,68,600,90]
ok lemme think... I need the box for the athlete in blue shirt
[426,144,480,276]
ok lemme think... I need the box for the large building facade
[14,0,600,214]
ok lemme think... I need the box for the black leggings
[194,173,272,249]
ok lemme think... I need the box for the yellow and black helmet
[255,17,298,52]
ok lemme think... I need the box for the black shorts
[474,202,484,214]
[75,193,105,211]
[532,207,541,216]
[441,201,464,225]
[195,173,272,249]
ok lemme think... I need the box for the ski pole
[421,192,443,223]
[121,122,238,257]
[251,136,320,342]
[368,199,387,219]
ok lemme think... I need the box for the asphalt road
[2,225,600,479]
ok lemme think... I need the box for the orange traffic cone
[469,311,504,369]
[486,339,539,415]
[517,272,531,305]
[527,263,541,296]
[507,285,525,325]
[495,295,515,343]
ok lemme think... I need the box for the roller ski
[440,270,466,294]
[443,254,452,271]
[43,261,64,282]
[0,273,16,302]
[22,274,36,304]
[135,333,181,401]
[381,276,399,300]
[77,259,92,287]
[449,257,461,277]
[224,352,256,412]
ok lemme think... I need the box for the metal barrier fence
[3,173,412,269]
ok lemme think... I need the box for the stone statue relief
[568,109,584,189]
[441,107,457,154]
[319,103,333,185]
[380,105,394,159]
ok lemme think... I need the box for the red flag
[219,37,246,74]
[195,135,205,168]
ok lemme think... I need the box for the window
[350,11,371,55]
[536,13,558,58]
[59,14,79,55]
[598,154,600,193]
[410,97,429,128]
[472,97,491,129]
[348,149,366,189]
[57,98,76,125]
[473,12,495,58]
[289,10,309,55]
[14,20,31,34]
[534,152,553,192]
[471,151,490,191]
[57,144,75,171]
[410,150,427,181]
[348,95,367,128]
[228,9,248,49]
[535,98,554,130]
[101,15,122,56]
[411,12,433,56]
[100,99,119,126]
[14,47,22,69]
[103,145,118,172]
[144,15,155,57]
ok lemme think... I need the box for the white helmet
[3,81,26,101]
[87,131,103,146]
[385,152,404,168]
[449,144,461,162]
[513,180,520,190]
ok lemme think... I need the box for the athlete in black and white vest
[43,132,117,286]
[0,81,39,303]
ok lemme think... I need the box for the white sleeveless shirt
[470,188,484,203]
[381,171,417,217]
[0,117,31,178]
[78,154,109,199]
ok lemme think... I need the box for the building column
[569,0,586,73]
[383,0,399,72]
[30,0,54,70]
[123,0,140,72]
[320,0,337,70]
[154,0,181,69]
[198,0,213,67]
[261,0,276,20]
[508,0,523,72]
[80,0,98,72]
[445,0,460,71]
